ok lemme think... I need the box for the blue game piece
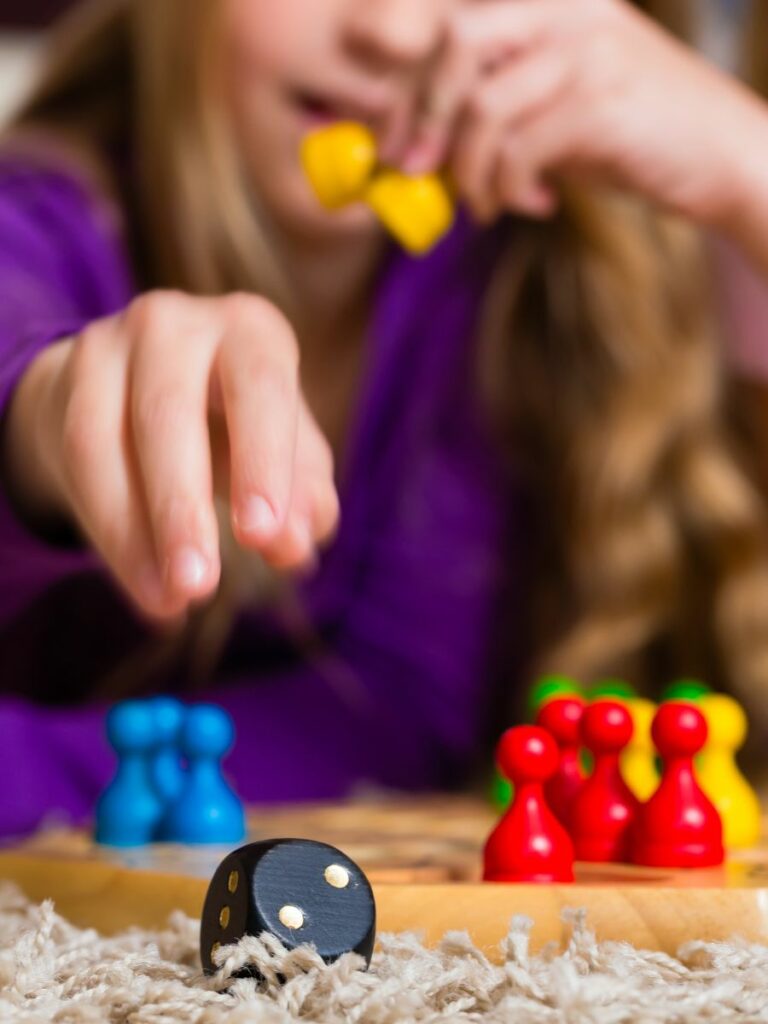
[150,696,186,804]
[95,700,165,847]
[157,704,245,845]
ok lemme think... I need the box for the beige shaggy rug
[1,884,767,1022]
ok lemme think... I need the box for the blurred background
[0,0,72,124]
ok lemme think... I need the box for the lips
[292,86,393,130]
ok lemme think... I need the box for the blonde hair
[16,1,286,299]
[483,192,768,697]
[10,0,768,713]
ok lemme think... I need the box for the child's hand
[4,292,339,621]
[393,0,766,228]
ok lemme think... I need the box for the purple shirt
[0,155,519,837]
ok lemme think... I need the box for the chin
[278,179,381,244]
[307,202,379,239]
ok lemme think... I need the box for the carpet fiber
[1,884,767,1022]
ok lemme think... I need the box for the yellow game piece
[365,170,454,256]
[697,693,761,848]
[300,122,377,210]
[300,122,455,254]
[621,697,659,801]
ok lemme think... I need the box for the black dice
[200,839,376,976]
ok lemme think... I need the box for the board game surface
[2,796,768,958]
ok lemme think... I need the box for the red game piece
[536,696,586,830]
[632,703,724,868]
[571,701,639,862]
[483,726,574,883]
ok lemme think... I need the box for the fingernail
[236,495,279,538]
[168,546,209,593]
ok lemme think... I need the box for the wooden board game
[2,796,768,958]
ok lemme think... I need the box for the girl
[1,0,767,837]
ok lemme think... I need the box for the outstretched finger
[216,295,303,559]
[128,296,221,605]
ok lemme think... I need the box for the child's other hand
[5,292,339,621]
[395,0,765,227]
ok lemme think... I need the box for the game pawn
[661,679,711,703]
[490,676,583,812]
[150,696,186,804]
[633,702,724,868]
[697,694,761,849]
[622,698,659,802]
[158,704,246,845]
[95,700,165,847]
[571,700,639,863]
[483,726,574,883]
[527,674,582,718]
[535,696,586,829]
[588,679,637,702]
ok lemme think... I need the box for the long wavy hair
[9,0,768,717]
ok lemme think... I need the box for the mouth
[294,91,340,128]
[291,87,390,131]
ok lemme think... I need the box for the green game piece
[662,679,711,703]
[588,679,637,702]
[489,769,513,812]
[526,675,581,718]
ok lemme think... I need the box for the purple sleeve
[0,159,135,623]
